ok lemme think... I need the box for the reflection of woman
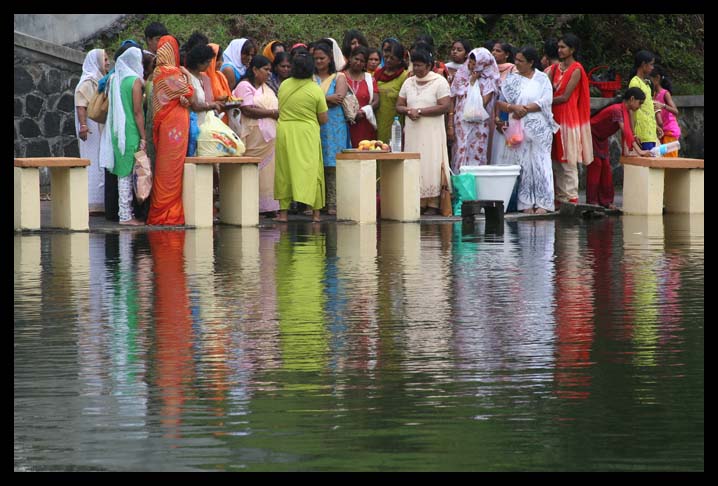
[74,48,109,213]
[396,48,452,215]
[274,51,329,223]
[374,39,408,143]
[108,47,146,225]
[496,47,558,214]
[343,46,379,147]
[549,34,593,205]
[147,36,194,226]
[448,47,498,170]
[234,55,280,215]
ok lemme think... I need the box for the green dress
[111,76,141,178]
[629,76,658,145]
[376,70,409,143]
[274,77,328,209]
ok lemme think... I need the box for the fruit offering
[357,139,390,151]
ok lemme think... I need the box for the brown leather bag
[439,165,453,217]
[87,85,109,124]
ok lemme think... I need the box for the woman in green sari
[375,39,408,143]
[274,50,329,223]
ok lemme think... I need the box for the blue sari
[315,74,350,167]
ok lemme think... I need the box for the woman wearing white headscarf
[221,38,257,90]
[74,48,109,213]
[108,46,146,225]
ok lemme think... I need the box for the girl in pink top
[650,65,681,157]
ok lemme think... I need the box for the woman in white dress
[74,48,110,213]
[495,46,559,214]
[396,47,452,215]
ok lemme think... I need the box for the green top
[628,76,658,144]
[376,70,409,142]
[274,77,328,208]
[111,76,141,178]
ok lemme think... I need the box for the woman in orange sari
[206,43,232,102]
[147,35,194,226]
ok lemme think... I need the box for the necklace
[347,74,363,93]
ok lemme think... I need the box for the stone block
[56,93,75,113]
[15,98,24,117]
[14,167,41,231]
[26,140,50,157]
[182,163,213,228]
[43,111,62,137]
[622,164,664,215]
[25,94,44,117]
[63,139,80,158]
[62,117,76,136]
[14,66,34,95]
[664,169,704,214]
[19,119,41,138]
[337,158,376,224]
[219,164,259,227]
[39,68,62,94]
[50,166,88,230]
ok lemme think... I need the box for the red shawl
[374,66,406,83]
[550,61,593,164]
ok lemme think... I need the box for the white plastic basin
[459,165,521,213]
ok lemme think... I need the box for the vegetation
[97,13,703,95]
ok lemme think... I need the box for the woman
[448,47,499,171]
[262,40,286,63]
[366,48,381,75]
[496,47,559,214]
[446,39,471,86]
[374,39,408,143]
[343,46,379,147]
[206,43,232,103]
[267,51,292,96]
[589,87,650,208]
[548,34,593,206]
[341,29,369,64]
[222,38,257,91]
[650,65,681,157]
[396,48,452,215]
[313,41,350,215]
[147,35,194,226]
[274,51,329,223]
[490,42,518,165]
[74,48,109,214]
[184,44,225,127]
[108,47,146,225]
[628,50,660,152]
[234,55,280,216]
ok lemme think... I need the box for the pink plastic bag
[505,116,524,147]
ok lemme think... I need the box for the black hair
[342,29,368,58]
[543,37,558,60]
[215,45,223,62]
[142,51,156,80]
[414,33,435,50]
[410,48,433,67]
[144,22,168,40]
[367,48,381,60]
[382,39,406,69]
[630,50,655,79]
[650,64,673,94]
[593,86,646,117]
[349,45,369,63]
[181,32,209,67]
[242,39,257,55]
[313,41,337,74]
[452,39,472,57]
[240,54,271,84]
[516,46,540,70]
[483,39,497,51]
[291,50,315,79]
[271,41,286,55]
[186,44,215,70]
[559,33,581,57]
[272,51,292,71]
[493,42,515,64]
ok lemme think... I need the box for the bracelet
[80,124,88,128]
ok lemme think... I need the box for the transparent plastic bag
[505,116,524,147]
[462,82,489,123]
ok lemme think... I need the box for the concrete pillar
[50,167,89,230]
[337,158,377,223]
[51,232,90,300]
[183,163,214,228]
[664,214,704,251]
[379,158,421,222]
[379,221,421,260]
[664,168,704,214]
[622,215,665,249]
[184,228,217,326]
[621,165,664,215]
[14,234,42,285]
[14,167,41,231]
[220,164,259,227]
[337,224,377,261]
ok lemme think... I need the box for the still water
[14,215,704,471]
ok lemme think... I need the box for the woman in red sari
[342,46,379,147]
[549,34,593,205]
[147,35,194,226]
[589,87,649,208]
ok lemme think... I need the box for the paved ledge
[14,31,85,65]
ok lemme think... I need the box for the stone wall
[580,95,704,188]
[14,32,85,191]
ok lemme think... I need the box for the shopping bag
[133,149,152,203]
[197,111,245,156]
[450,172,477,216]
[462,82,489,122]
[505,116,524,147]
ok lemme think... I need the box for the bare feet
[312,210,321,223]
[273,210,289,222]
[522,208,535,214]
[327,208,337,216]
[119,218,144,226]
[534,208,548,215]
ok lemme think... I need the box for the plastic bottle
[390,116,402,153]
[649,140,680,157]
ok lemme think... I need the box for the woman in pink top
[650,65,681,157]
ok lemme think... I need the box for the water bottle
[390,116,402,153]
[649,141,680,157]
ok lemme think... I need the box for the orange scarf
[207,43,232,101]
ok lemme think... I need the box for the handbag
[439,165,453,217]
[87,86,109,124]
[340,73,360,123]
[133,149,152,203]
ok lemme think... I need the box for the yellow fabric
[629,76,658,144]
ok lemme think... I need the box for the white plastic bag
[197,111,246,157]
[227,107,242,137]
[462,82,489,123]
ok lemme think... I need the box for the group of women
[75,27,677,224]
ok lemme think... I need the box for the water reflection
[14,214,703,471]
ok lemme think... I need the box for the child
[650,65,681,157]
[588,87,650,208]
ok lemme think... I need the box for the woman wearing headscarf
[74,48,109,214]
[262,40,286,63]
[107,46,146,225]
[448,47,499,171]
[206,43,232,103]
[374,39,408,143]
[147,35,194,226]
[221,38,257,91]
